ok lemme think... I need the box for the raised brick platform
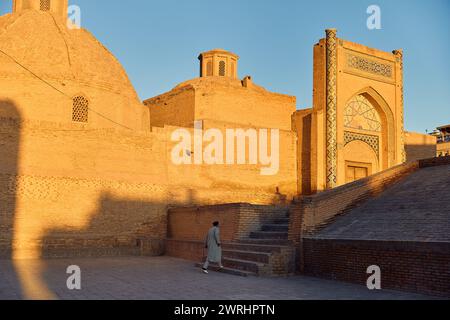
[166,203,295,276]
[297,157,450,297]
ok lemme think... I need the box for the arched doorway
[341,89,393,183]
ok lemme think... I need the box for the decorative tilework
[393,50,406,163]
[344,131,380,158]
[346,53,393,79]
[326,29,338,189]
[344,95,381,132]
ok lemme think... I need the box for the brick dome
[0,10,148,130]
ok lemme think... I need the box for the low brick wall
[166,203,289,268]
[168,203,287,242]
[303,238,450,298]
[288,161,419,246]
[419,155,450,168]
[1,237,165,259]
[165,239,204,262]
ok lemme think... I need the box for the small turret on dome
[13,0,68,21]
[198,49,239,79]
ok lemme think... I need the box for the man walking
[202,221,224,274]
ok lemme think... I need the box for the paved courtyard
[0,256,439,300]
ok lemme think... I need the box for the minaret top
[13,0,68,21]
[198,49,239,79]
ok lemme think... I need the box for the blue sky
[1,0,449,132]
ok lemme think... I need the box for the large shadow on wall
[0,99,168,299]
[42,192,167,259]
[36,194,167,299]
[0,100,22,297]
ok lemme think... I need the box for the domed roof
[174,76,272,95]
[0,10,139,101]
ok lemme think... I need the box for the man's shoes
[202,268,208,274]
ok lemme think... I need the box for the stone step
[223,242,288,253]
[238,238,291,246]
[261,224,289,232]
[194,263,254,277]
[222,257,265,274]
[222,249,270,264]
[273,218,290,224]
[250,231,288,240]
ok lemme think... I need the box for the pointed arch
[343,87,396,169]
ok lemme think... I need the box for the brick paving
[0,257,439,300]
[313,164,450,241]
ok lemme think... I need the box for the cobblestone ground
[0,257,439,300]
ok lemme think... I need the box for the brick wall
[0,173,168,259]
[419,155,450,168]
[290,156,450,297]
[303,238,450,297]
[166,203,289,266]
[165,239,205,262]
[168,203,288,242]
[405,131,437,162]
[168,204,241,242]
[0,113,297,259]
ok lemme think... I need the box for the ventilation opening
[40,0,51,11]
[219,61,226,76]
[206,61,212,76]
[72,96,89,123]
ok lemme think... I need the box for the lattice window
[206,61,212,76]
[344,95,381,132]
[40,0,51,11]
[219,61,226,76]
[344,131,380,158]
[72,96,89,123]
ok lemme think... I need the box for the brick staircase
[310,162,450,241]
[196,210,295,277]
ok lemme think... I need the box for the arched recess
[343,140,379,183]
[343,87,396,171]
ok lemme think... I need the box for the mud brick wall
[0,114,298,259]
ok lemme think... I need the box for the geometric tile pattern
[344,95,381,132]
[393,50,406,163]
[326,29,338,188]
[346,53,393,79]
[344,131,380,158]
